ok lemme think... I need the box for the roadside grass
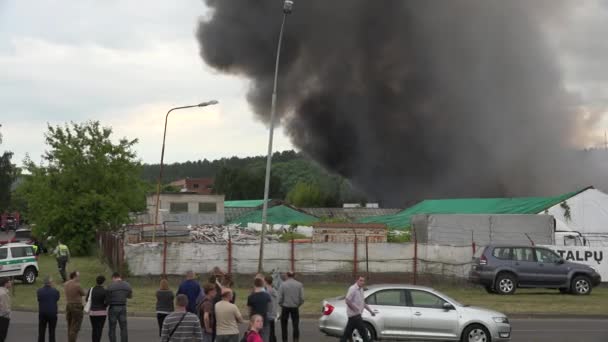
[437,286,608,315]
[12,255,607,316]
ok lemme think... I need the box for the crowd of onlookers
[159,267,305,342]
[0,266,305,342]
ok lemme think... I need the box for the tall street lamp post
[153,100,219,242]
[258,0,294,273]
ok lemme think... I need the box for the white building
[146,192,225,225]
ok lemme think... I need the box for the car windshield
[14,231,31,240]
[435,291,464,307]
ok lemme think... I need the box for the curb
[504,313,608,320]
[14,307,608,320]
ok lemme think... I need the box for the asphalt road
[7,312,608,341]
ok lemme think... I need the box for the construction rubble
[187,224,281,244]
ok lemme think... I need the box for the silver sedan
[319,284,511,341]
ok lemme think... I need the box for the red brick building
[169,178,214,195]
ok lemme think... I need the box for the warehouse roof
[224,199,267,208]
[358,187,591,230]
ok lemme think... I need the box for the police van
[0,243,39,284]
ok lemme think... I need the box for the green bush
[387,230,411,243]
[280,232,308,241]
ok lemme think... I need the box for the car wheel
[351,324,374,342]
[571,276,592,295]
[462,324,491,342]
[559,287,570,294]
[484,285,495,294]
[23,267,37,285]
[495,273,516,295]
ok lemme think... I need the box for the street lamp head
[283,0,294,14]
[198,100,219,107]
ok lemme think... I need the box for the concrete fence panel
[124,242,476,277]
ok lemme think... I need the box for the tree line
[142,151,368,207]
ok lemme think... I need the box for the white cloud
[0,0,293,165]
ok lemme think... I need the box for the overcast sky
[1,0,607,166]
[0,0,294,166]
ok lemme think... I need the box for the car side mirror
[442,302,455,311]
[557,258,565,264]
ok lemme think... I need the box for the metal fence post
[365,235,369,280]
[353,229,358,279]
[227,231,233,275]
[290,237,295,273]
[162,223,167,277]
[472,230,476,255]
[413,227,418,285]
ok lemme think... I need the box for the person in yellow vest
[32,244,38,255]
[53,241,70,282]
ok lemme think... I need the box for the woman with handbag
[86,275,108,342]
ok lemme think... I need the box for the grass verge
[11,255,607,316]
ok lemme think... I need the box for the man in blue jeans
[105,272,132,342]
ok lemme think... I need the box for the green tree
[0,127,17,212]
[18,121,146,255]
[286,182,332,207]
[212,166,283,200]
[0,151,15,212]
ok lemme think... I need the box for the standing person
[88,275,108,342]
[244,315,264,342]
[264,276,278,342]
[177,271,201,314]
[37,276,60,342]
[247,278,271,342]
[214,289,243,342]
[52,240,70,282]
[106,272,132,342]
[278,272,303,342]
[213,274,236,305]
[339,276,376,342]
[160,294,203,342]
[199,283,216,342]
[64,271,85,342]
[254,274,267,292]
[0,278,11,342]
[156,279,174,337]
[221,275,236,304]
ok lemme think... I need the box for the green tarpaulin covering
[229,205,319,226]
[358,189,586,230]
[224,199,267,208]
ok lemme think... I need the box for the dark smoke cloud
[197,0,606,206]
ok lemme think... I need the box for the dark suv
[469,245,602,295]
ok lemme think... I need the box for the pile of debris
[188,225,280,244]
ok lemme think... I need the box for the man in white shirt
[339,276,375,342]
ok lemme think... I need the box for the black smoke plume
[197,0,604,206]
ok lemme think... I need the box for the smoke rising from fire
[197,0,605,205]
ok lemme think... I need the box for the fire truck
[1,211,20,232]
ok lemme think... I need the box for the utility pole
[258,0,294,273]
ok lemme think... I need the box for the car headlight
[493,317,509,324]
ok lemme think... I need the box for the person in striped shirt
[160,294,203,342]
